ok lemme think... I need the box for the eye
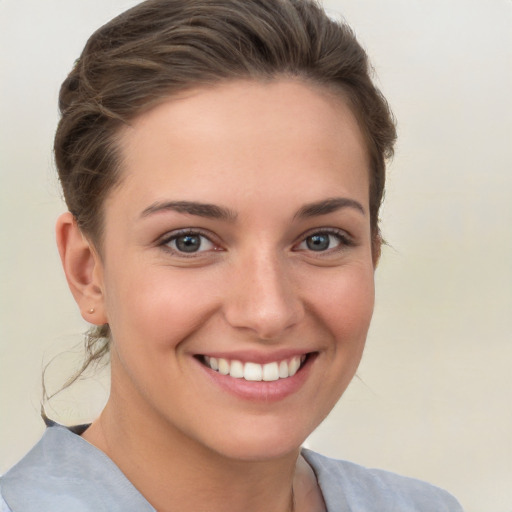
[162,231,217,254]
[295,230,351,253]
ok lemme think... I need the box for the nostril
[221,257,305,339]
[223,297,305,340]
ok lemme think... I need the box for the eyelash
[293,228,354,254]
[157,227,354,257]
[159,229,222,256]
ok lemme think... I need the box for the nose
[222,250,305,340]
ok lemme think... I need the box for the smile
[201,355,308,382]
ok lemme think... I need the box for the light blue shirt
[0,426,463,511]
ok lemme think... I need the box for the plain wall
[1,1,511,511]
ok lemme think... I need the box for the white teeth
[278,360,289,378]
[289,356,301,377]
[229,360,244,378]
[262,362,279,382]
[203,355,307,381]
[218,358,230,375]
[244,362,263,381]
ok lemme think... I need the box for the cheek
[103,265,219,352]
[309,264,375,343]
[295,265,375,426]
[102,268,217,400]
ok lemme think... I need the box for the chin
[212,436,303,463]
[196,414,319,463]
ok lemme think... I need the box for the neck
[83,393,300,512]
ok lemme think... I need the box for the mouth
[196,353,311,382]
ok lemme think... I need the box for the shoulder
[0,494,13,512]
[0,426,155,512]
[302,449,464,512]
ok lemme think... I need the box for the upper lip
[194,349,315,365]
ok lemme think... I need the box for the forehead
[113,79,370,213]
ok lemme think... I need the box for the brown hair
[52,0,396,391]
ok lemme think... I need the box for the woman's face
[96,79,375,460]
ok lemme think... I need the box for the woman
[0,0,464,510]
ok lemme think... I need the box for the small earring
[88,308,95,314]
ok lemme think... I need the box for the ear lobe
[56,212,108,325]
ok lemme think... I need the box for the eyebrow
[140,197,364,222]
[140,200,238,221]
[294,197,365,219]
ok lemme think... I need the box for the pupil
[176,235,201,252]
[307,234,329,251]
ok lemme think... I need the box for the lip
[196,348,312,365]
[193,351,317,402]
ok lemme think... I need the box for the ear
[56,212,108,325]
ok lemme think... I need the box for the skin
[57,79,377,512]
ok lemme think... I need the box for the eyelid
[155,226,354,256]
[157,228,223,255]
[293,227,355,252]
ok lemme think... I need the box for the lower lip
[195,355,315,403]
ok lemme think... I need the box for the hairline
[85,74,377,256]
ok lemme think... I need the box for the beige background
[1,1,511,511]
